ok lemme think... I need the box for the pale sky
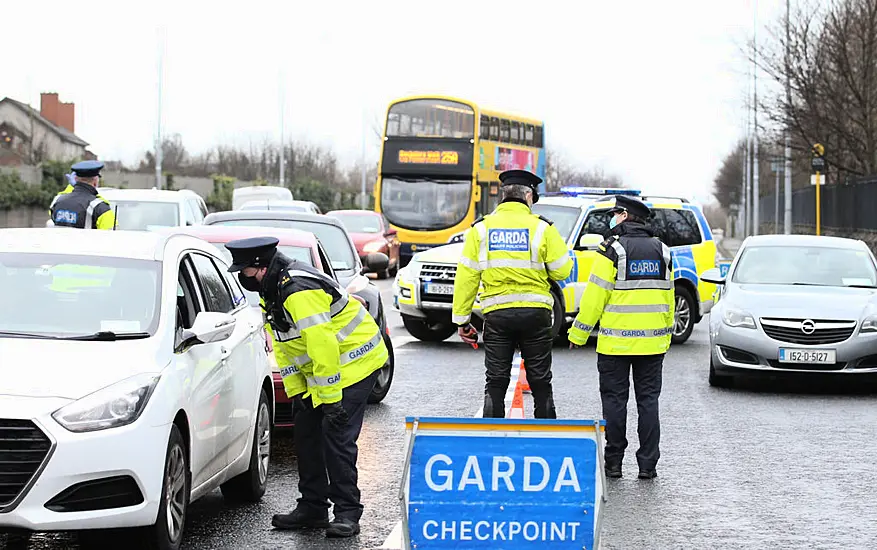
[2,0,786,204]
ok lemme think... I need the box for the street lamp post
[770,158,783,233]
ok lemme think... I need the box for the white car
[238,199,322,214]
[232,185,293,210]
[0,228,274,550]
[98,188,209,230]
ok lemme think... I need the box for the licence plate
[778,348,836,364]
[424,283,454,295]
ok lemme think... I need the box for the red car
[172,225,342,428]
[327,210,400,279]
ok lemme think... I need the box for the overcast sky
[2,0,787,204]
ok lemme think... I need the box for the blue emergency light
[557,186,642,197]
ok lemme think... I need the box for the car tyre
[550,291,567,344]
[709,358,734,388]
[368,332,395,404]
[402,314,457,342]
[671,286,695,345]
[221,389,271,502]
[142,423,189,550]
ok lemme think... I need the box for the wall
[0,206,48,228]
[0,165,41,184]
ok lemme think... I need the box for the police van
[392,187,717,344]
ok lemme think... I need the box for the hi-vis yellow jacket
[452,200,573,324]
[266,260,387,406]
[568,223,675,355]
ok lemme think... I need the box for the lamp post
[770,157,784,233]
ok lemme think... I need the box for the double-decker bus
[374,95,545,265]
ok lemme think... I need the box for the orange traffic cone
[507,381,525,419]
[520,359,531,394]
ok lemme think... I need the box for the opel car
[703,234,877,387]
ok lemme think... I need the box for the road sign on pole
[811,144,826,236]
[400,417,607,550]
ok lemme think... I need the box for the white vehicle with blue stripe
[392,187,718,344]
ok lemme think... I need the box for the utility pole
[783,0,793,234]
[155,27,165,190]
[360,107,367,210]
[752,0,760,236]
[279,71,285,187]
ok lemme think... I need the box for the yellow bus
[374,95,545,265]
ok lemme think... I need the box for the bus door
[476,181,500,217]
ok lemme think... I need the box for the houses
[0,93,91,166]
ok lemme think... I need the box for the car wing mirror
[177,311,236,352]
[575,233,605,251]
[700,267,726,285]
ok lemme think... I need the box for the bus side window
[489,117,500,141]
[500,119,510,142]
[511,122,520,144]
[534,125,544,148]
[479,115,490,140]
[524,124,535,146]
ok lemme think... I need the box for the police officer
[452,169,572,418]
[49,160,115,229]
[567,194,674,480]
[224,236,388,538]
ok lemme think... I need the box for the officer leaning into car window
[568,194,674,480]
[48,160,115,229]
[224,236,388,539]
[452,169,572,418]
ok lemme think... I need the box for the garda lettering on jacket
[280,365,300,377]
[488,229,529,252]
[54,209,78,224]
[347,340,375,361]
[627,260,661,277]
[327,373,342,385]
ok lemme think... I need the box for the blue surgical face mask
[609,215,619,229]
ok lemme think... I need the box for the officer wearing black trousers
[568,194,675,480]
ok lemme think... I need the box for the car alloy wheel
[165,444,187,544]
[673,294,691,337]
[256,402,271,485]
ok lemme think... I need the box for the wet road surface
[4,278,877,549]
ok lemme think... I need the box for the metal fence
[758,177,877,231]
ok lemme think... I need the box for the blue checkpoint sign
[401,417,607,550]
[718,260,731,278]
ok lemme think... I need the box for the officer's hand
[322,402,349,431]
[569,342,583,350]
[458,324,478,346]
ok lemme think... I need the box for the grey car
[702,234,877,387]
[203,210,395,403]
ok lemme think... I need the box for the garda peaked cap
[608,194,650,218]
[499,169,542,190]
[224,236,279,272]
[71,160,105,178]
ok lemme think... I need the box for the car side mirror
[362,252,389,274]
[575,233,605,251]
[177,311,236,352]
[700,267,726,285]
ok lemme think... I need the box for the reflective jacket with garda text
[567,222,675,355]
[452,200,573,324]
[263,255,387,405]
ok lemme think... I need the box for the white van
[233,186,293,210]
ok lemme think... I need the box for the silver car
[702,234,877,387]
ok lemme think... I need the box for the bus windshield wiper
[846,284,877,289]
[67,331,151,341]
[392,176,463,184]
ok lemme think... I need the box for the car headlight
[447,232,465,244]
[722,308,756,329]
[363,240,386,253]
[396,264,416,285]
[52,373,161,433]
[861,316,877,333]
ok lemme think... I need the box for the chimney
[40,93,60,126]
[57,101,75,133]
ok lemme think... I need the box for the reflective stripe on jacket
[267,257,387,405]
[567,222,675,355]
[452,200,572,324]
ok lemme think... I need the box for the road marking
[379,353,524,549]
